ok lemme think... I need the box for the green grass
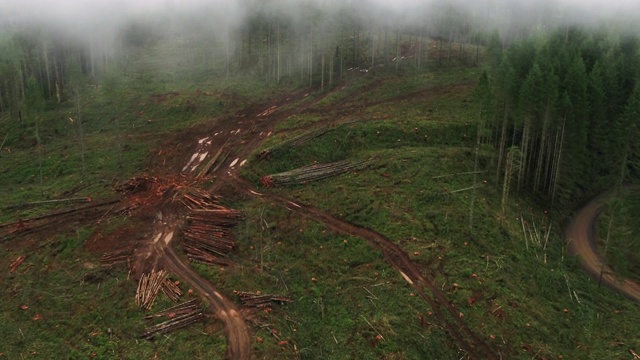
[0,231,227,359]
[194,201,453,359]
[238,66,640,359]
[2,48,639,359]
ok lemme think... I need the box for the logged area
[1,6,640,359]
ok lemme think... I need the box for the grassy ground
[239,68,640,359]
[1,48,639,359]
[0,57,295,358]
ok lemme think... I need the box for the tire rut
[227,176,498,359]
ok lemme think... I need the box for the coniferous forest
[481,28,640,210]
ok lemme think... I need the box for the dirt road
[227,176,498,359]
[162,244,250,359]
[566,190,640,303]
[147,83,500,358]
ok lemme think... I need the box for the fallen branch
[9,255,26,272]
[445,184,482,194]
[432,170,486,179]
[0,199,119,230]
[262,159,370,187]
[3,197,91,211]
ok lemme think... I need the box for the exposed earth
[565,189,640,303]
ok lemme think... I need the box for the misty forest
[0,0,639,359]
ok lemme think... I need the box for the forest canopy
[481,28,640,209]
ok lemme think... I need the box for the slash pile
[235,291,292,308]
[180,189,245,266]
[161,279,183,302]
[140,299,204,340]
[261,159,370,187]
[136,270,169,311]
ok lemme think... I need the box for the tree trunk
[76,93,86,175]
[277,20,281,84]
[353,24,358,64]
[417,27,424,68]
[495,105,509,183]
[500,149,513,224]
[469,114,483,230]
[533,101,551,193]
[370,28,375,74]
[42,41,52,99]
[384,30,389,65]
[447,31,453,64]
[395,30,400,72]
[550,120,566,208]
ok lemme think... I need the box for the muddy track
[162,244,250,359]
[135,88,327,360]
[566,189,640,303]
[226,176,498,359]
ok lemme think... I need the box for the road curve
[227,176,498,359]
[162,244,250,360]
[566,190,640,303]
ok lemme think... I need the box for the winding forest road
[566,189,640,303]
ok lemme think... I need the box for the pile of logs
[183,244,232,266]
[140,299,204,340]
[161,279,183,302]
[136,270,168,311]
[181,189,223,211]
[100,245,134,268]
[257,127,332,160]
[180,190,244,266]
[235,291,292,308]
[261,159,370,187]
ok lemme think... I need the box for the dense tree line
[0,1,500,120]
[481,28,640,210]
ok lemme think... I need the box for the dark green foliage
[487,27,640,209]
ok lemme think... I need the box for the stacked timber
[180,190,244,266]
[140,299,204,340]
[261,159,369,187]
[235,291,292,308]
[100,245,134,268]
[136,270,168,311]
[183,244,232,266]
[161,279,183,302]
[181,189,223,211]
